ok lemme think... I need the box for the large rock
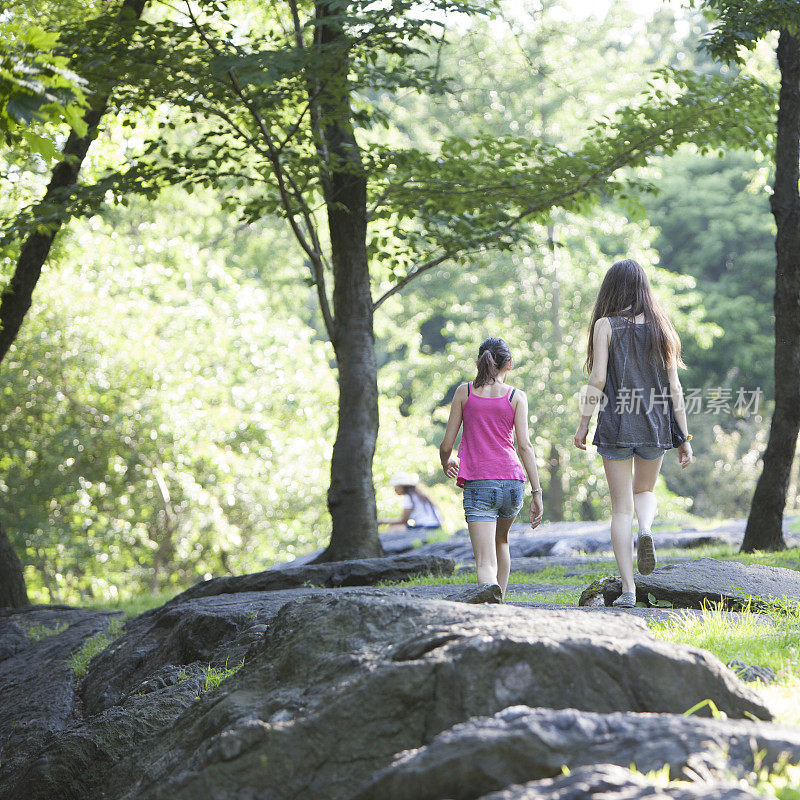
[579,557,800,609]
[0,591,773,800]
[79,593,265,716]
[170,553,455,602]
[81,580,578,721]
[0,606,122,779]
[444,582,504,603]
[102,595,768,800]
[476,764,762,799]
[353,704,800,800]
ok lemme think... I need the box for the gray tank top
[591,315,674,449]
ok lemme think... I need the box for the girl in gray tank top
[592,315,676,449]
[573,259,694,608]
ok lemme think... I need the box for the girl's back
[593,315,673,449]
[457,382,525,486]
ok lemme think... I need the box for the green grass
[510,564,619,585]
[650,599,800,725]
[378,570,477,587]
[630,758,800,798]
[380,563,620,591]
[741,759,800,798]
[507,589,581,604]
[379,564,604,606]
[67,617,125,677]
[380,545,800,595]
[650,598,800,677]
[411,528,452,547]
[26,621,69,641]
[81,590,180,619]
[179,657,245,693]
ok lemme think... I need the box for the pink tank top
[457,382,527,487]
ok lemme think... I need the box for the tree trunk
[545,223,565,522]
[546,443,565,522]
[742,30,800,553]
[0,0,147,364]
[0,521,30,608]
[581,498,597,522]
[314,1,382,561]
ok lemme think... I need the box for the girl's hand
[530,493,544,529]
[573,422,588,450]
[443,458,459,481]
[677,441,693,469]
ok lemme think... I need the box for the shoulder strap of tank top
[508,388,516,403]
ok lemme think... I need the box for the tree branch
[185,1,336,344]
[0,0,148,366]
[373,250,458,309]
[288,0,333,200]
[373,97,730,310]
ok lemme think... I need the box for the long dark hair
[474,337,512,388]
[584,259,685,374]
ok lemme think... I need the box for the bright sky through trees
[502,0,675,23]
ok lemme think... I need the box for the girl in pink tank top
[439,338,544,600]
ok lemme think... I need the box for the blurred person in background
[378,472,444,533]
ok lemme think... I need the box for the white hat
[389,471,419,487]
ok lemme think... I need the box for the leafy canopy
[697,0,800,62]
[2,0,777,307]
[0,17,88,158]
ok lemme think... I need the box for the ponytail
[474,337,511,388]
[475,350,498,388]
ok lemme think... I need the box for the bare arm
[377,508,411,527]
[513,390,544,529]
[667,360,689,437]
[574,317,611,449]
[512,390,541,488]
[439,383,467,481]
[668,339,693,468]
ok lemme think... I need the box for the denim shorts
[463,479,525,522]
[596,444,668,461]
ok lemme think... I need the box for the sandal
[637,530,657,575]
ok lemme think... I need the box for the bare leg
[468,520,499,586]
[602,457,635,594]
[633,454,664,534]
[495,516,515,598]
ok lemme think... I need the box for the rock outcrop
[579,557,800,609]
[172,553,456,601]
[354,704,800,800]
[444,582,504,603]
[0,606,123,781]
[0,589,780,800]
